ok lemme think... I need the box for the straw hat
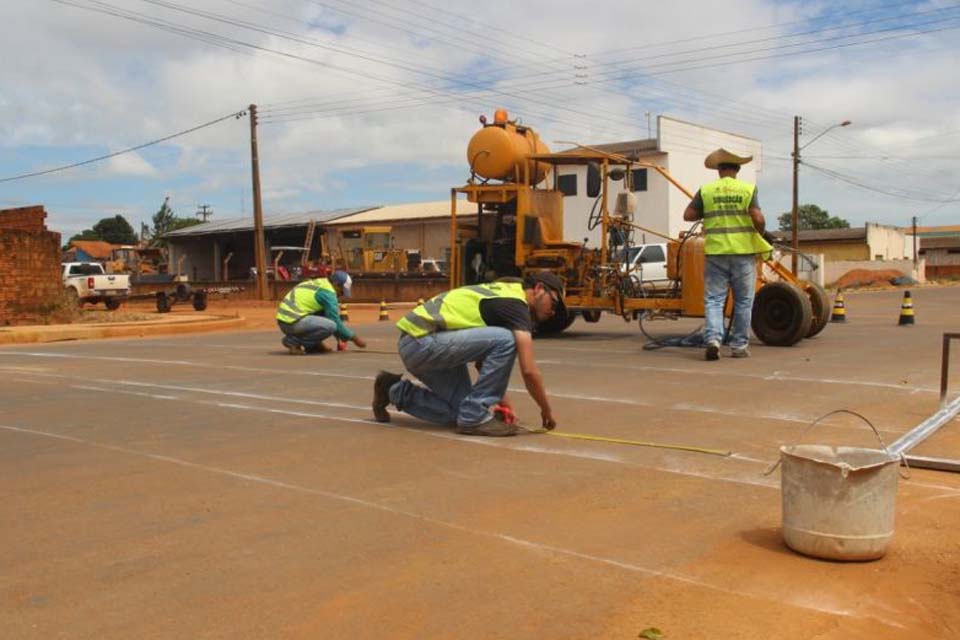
[704,148,753,170]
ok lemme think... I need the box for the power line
[0,110,246,184]
[802,160,960,203]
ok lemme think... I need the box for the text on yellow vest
[701,177,772,255]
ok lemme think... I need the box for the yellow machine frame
[449,140,826,343]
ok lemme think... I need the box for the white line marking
[1,354,893,430]
[0,421,902,627]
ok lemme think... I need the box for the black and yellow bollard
[898,290,915,326]
[830,291,847,323]
[339,303,349,322]
[378,299,390,322]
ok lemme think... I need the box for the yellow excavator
[448,109,829,345]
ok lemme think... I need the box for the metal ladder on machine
[301,219,316,268]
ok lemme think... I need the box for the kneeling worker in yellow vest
[276,271,366,354]
[371,273,562,437]
[683,148,772,361]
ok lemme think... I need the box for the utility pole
[913,215,918,268]
[248,104,268,300]
[196,204,213,222]
[791,115,801,275]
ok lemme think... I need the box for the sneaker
[705,340,720,361]
[282,337,305,355]
[731,346,750,358]
[455,417,519,437]
[372,371,402,422]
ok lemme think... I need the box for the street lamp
[791,117,852,274]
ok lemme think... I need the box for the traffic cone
[339,303,349,321]
[898,290,915,326]
[830,291,847,323]
[378,299,390,321]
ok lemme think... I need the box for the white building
[556,115,763,247]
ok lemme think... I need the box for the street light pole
[790,117,852,275]
[792,116,800,275]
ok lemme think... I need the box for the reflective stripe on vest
[396,282,527,337]
[275,278,336,323]
[701,177,772,256]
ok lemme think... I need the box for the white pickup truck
[62,262,131,310]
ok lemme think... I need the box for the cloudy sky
[1,0,958,238]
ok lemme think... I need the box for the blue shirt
[314,288,354,340]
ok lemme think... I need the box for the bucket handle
[763,409,910,478]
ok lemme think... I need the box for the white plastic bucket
[779,444,899,561]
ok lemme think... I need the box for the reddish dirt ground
[3,287,960,639]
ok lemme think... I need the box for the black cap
[525,271,566,314]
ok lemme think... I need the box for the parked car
[621,243,668,283]
[62,262,131,310]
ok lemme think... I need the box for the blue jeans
[389,327,517,427]
[278,316,336,349]
[704,254,757,350]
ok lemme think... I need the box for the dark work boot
[455,417,519,437]
[372,371,402,422]
[705,340,720,361]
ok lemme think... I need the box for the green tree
[150,196,201,246]
[777,204,851,232]
[92,214,138,244]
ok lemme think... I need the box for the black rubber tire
[751,281,813,346]
[64,287,80,309]
[105,298,122,311]
[581,309,602,323]
[192,291,208,311]
[802,281,831,338]
[156,292,172,313]
[535,307,576,336]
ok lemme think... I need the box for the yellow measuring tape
[521,427,731,457]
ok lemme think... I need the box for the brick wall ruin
[0,205,70,326]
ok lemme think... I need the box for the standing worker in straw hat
[370,273,563,437]
[276,270,366,354]
[683,148,772,361]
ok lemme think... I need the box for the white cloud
[0,0,957,229]
[104,152,157,177]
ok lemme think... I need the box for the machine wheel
[105,298,122,311]
[192,291,208,311]
[64,287,80,309]
[802,281,831,338]
[156,292,172,313]
[751,281,812,346]
[535,307,576,336]
[581,309,602,323]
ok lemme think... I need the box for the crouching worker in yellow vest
[683,148,772,361]
[276,271,366,355]
[371,273,563,437]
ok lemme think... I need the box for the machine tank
[466,115,551,185]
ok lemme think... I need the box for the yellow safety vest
[275,278,336,324]
[396,282,527,338]
[701,177,772,256]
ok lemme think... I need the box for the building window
[631,168,648,192]
[557,173,577,196]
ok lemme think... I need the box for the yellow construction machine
[334,225,406,274]
[449,109,830,345]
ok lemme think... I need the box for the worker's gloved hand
[762,230,778,244]
[351,335,367,349]
[541,411,556,431]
